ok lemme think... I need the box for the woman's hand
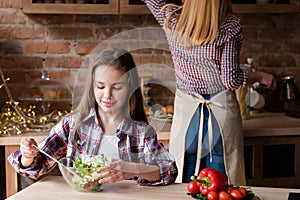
[248,71,277,90]
[95,158,133,184]
[20,137,38,167]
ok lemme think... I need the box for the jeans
[182,94,225,183]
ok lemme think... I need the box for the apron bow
[191,93,224,176]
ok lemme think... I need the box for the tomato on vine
[187,181,200,195]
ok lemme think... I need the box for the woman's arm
[141,0,169,27]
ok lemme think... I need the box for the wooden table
[0,132,48,197]
[6,176,300,200]
[242,112,300,188]
[2,112,300,197]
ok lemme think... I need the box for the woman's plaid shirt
[143,0,248,94]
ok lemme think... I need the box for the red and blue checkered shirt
[142,0,248,94]
[8,108,178,186]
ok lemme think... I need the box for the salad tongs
[32,144,82,180]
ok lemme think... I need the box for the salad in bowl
[59,154,107,192]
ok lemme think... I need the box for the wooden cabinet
[119,0,150,14]
[22,0,299,15]
[243,112,300,188]
[22,0,119,14]
[233,0,299,13]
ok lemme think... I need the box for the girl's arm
[7,118,70,179]
[96,158,161,184]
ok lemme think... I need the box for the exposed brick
[74,42,98,55]
[0,56,43,68]
[284,41,300,54]
[0,27,44,39]
[0,11,26,24]
[242,27,257,40]
[48,27,93,40]
[0,41,23,54]
[76,15,118,26]
[96,27,120,40]
[2,70,27,84]
[24,42,70,54]
[28,15,74,25]
[119,15,158,27]
[48,42,70,54]
[24,42,48,54]
[258,55,296,68]
[0,0,22,9]
[45,56,82,68]
[259,27,297,41]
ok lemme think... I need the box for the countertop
[6,176,300,200]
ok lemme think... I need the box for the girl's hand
[95,158,133,184]
[20,137,38,167]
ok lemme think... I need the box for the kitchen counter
[0,132,47,198]
[6,176,300,200]
[242,112,300,137]
[2,112,300,197]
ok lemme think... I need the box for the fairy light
[0,68,69,136]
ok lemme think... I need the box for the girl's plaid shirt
[8,108,178,186]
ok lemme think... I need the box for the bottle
[282,76,300,118]
[236,62,253,120]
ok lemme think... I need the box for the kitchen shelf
[22,0,299,15]
[232,0,299,13]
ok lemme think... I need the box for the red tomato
[225,186,233,193]
[187,181,200,195]
[207,191,218,200]
[230,189,244,200]
[219,191,232,200]
[238,187,248,197]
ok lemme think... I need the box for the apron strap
[191,93,224,175]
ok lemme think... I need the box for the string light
[0,68,69,136]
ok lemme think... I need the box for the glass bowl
[58,155,107,192]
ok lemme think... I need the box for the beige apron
[169,89,246,185]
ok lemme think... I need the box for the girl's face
[94,65,129,115]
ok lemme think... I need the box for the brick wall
[0,0,300,105]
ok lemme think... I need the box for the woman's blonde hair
[163,0,232,47]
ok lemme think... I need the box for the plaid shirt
[142,0,248,94]
[8,108,178,186]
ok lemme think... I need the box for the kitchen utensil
[32,144,81,180]
[249,88,265,109]
[282,76,300,101]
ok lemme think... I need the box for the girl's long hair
[73,48,148,133]
[163,0,232,47]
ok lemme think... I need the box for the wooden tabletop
[6,176,300,200]
[0,131,47,145]
[242,112,300,137]
[1,112,300,145]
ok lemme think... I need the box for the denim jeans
[182,94,225,183]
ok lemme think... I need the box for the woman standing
[142,0,276,185]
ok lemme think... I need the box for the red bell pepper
[191,168,228,196]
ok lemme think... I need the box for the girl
[8,48,178,186]
[142,0,276,185]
